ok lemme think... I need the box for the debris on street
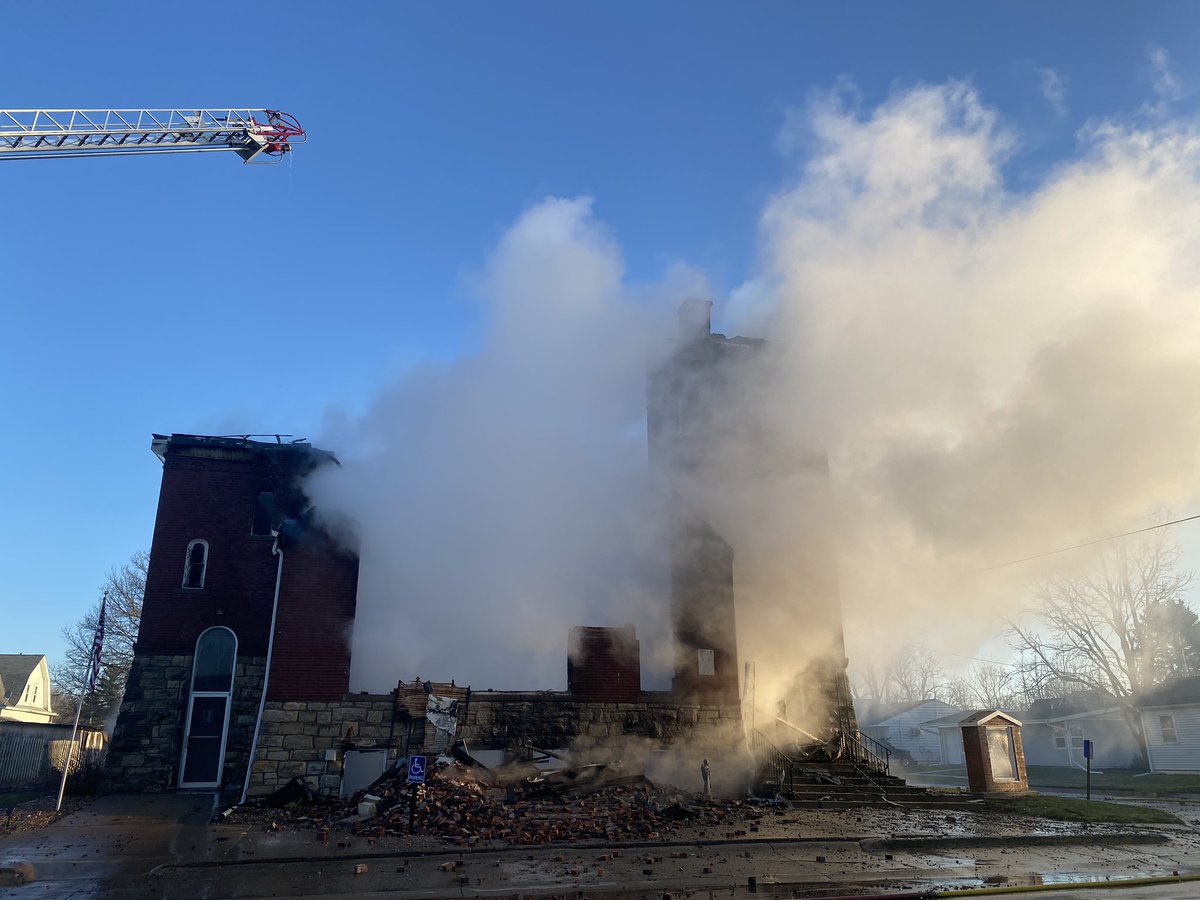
[224,759,761,847]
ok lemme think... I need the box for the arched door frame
[178,626,237,789]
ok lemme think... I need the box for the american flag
[86,594,106,694]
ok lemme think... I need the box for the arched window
[191,627,237,692]
[180,627,237,788]
[183,539,208,589]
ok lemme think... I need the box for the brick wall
[107,435,360,795]
[962,723,1028,794]
[567,626,641,702]
[267,534,359,702]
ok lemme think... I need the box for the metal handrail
[841,730,891,777]
[750,728,793,793]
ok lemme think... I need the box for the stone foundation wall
[461,692,743,751]
[104,653,265,793]
[247,696,395,797]
[246,691,744,798]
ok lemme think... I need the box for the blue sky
[4,2,1200,674]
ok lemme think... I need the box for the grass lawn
[1024,766,1200,793]
[915,764,1200,794]
[984,793,1181,824]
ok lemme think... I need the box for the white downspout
[241,535,284,805]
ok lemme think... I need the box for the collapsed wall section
[245,689,743,797]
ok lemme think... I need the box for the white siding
[872,701,962,765]
[938,727,965,765]
[1142,705,1200,773]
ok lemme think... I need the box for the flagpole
[57,592,106,813]
[55,676,86,812]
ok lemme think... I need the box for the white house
[858,699,964,765]
[0,654,55,724]
[1020,693,1141,770]
[1137,676,1200,773]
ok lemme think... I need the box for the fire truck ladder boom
[0,109,305,162]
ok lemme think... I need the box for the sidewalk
[3,793,1200,898]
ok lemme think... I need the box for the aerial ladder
[0,108,305,162]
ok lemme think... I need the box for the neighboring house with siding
[859,699,964,765]
[0,654,54,724]
[1137,677,1200,773]
[1020,692,1142,770]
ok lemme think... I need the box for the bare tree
[890,644,947,702]
[852,643,948,706]
[945,662,1018,710]
[54,550,146,726]
[1009,532,1195,757]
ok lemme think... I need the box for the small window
[31,685,38,704]
[252,491,276,535]
[1053,732,1066,749]
[1160,715,1178,744]
[183,539,208,589]
[697,649,715,676]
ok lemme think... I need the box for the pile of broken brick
[230,760,763,847]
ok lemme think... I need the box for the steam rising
[311,75,1200,697]
[309,199,680,691]
[735,79,1200,661]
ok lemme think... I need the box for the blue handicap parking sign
[407,754,427,783]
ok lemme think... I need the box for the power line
[988,512,1200,570]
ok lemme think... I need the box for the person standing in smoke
[701,758,711,798]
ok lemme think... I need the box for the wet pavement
[4,793,1200,898]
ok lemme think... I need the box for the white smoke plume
[731,79,1200,664]
[311,74,1200,700]
[308,198,687,691]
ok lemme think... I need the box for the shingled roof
[1136,676,1200,709]
[0,654,45,705]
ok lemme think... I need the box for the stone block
[282,735,314,750]
[366,711,384,725]
[262,708,299,723]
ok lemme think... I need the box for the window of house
[1160,715,1178,744]
[31,684,38,704]
[183,539,209,589]
[252,491,276,536]
[1054,732,1067,749]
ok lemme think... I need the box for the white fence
[0,726,106,787]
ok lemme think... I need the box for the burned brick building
[648,299,857,737]
[104,433,741,799]
[104,301,853,799]
[105,435,359,794]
